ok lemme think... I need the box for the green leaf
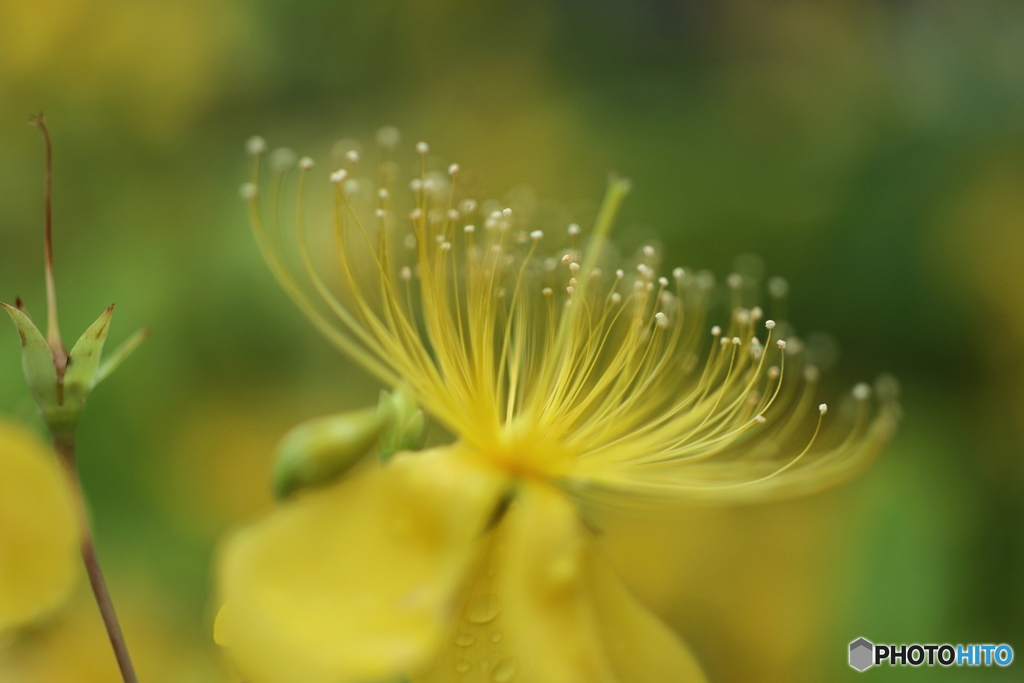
[63,305,114,403]
[2,302,58,408]
[94,326,149,385]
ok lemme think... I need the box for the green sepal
[273,407,387,500]
[377,384,428,462]
[2,302,58,409]
[63,305,114,406]
[95,326,149,385]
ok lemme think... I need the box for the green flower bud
[273,408,387,500]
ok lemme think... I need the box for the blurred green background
[1,0,1022,681]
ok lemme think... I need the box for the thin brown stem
[29,113,67,368]
[53,435,140,683]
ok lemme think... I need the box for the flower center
[476,421,575,482]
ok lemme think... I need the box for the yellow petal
[0,420,79,632]
[215,444,506,683]
[414,483,706,683]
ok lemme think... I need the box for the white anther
[542,287,553,296]
[416,141,429,154]
[463,224,475,234]
[569,262,580,273]
[566,286,575,294]
[634,280,645,291]
[637,264,653,279]
[728,273,742,289]
[502,208,512,218]
[530,230,544,241]
[768,366,780,379]
[751,346,764,360]
[448,163,460,175]
[423,179,436,191]
[298,156,315,170]
[591,268,602,277]
[399,266,412,281]
[378,188,389,199]
[376,125,400,148]
[270,148,297,172]
[440,241,452,251]
[461,199,477,213]
[246,136,267,156]
[410,178,423,191]
[239,182,257,200]
[658,276,669,287]
[375,208,385,218]
[410,208,423,220]
[777,340,786,349]
[643,245,655,258]
[803,365,820,382]
[611,292,622,304]
[732,337,741,345]
[853,383,872,400]
[819,403,828,415]
[720,337,731,346]
[562,254,572,263]
[446,209,459,221]
[568,278,578,287]
[711,325,722,336]
[568,223,581,236]
[330,169,348,184]
[655,312,668,328]
[765,319,776,330]
[346,150,359,164]
[754,415,766,424]
[768,276,789,298]
[673,267,685,280]
[435,234,446,243]
[615,269,625,279]
[735,308,750,325]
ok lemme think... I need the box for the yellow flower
[0,420,78,633]
[216,135,900,683]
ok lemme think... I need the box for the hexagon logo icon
[849,638,874,671]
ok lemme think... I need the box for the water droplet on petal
[492,658,519,681]
[466,595,501,624]
[490,630,503,643]
[454,634,475,647]
[455,661,472,674]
